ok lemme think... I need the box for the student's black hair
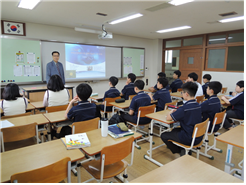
[3,83,22,100]
[181,82,198,97]
[236,80,244,88]
[47,75,65,92]
[203,74,212,81]
[134,80,145,90]
[52,51,60,56]
[76,83,92,101]
[158,72,166,78]
[188,72,198,81]
[109,76,118,86]
[128,73,136,83]
[157,77,168,88]
[208,81,222,95]
[174,70,181,78]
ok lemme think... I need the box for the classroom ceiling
[1,0,244,39]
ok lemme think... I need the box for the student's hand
[221,96,227,101]
[170,109,177,113]
[232,92,237,96]
[70,96,79,103]
[148,93,152,96]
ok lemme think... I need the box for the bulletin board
[122,47,145,77]
[1,37,42,84]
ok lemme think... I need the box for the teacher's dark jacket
[46,61,65,84]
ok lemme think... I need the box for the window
[207,49,226,69]
[165,40,181,48]
[208,35,226,45]
[226,46,244,71]
[228,32,244,43]
[188,57,194,64]
[183,37,203,46]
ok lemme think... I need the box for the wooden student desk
[0,103,35,114]
[30,101,45,109]
[43,110,67,123]
[81,129,142,156]
[1,114,49,126]
[145,110,175,167]
[130,155,243,183]
[22,85,74,102]
[216,125,244,180]
[1,139,85,183]
[170,92,182,99]
[89,93,104,103]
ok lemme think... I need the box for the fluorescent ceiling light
[109,13,143,25]
[18,0,41,9]
[157,26,191,33]
[168,0,194,6]
[219,16,244,23]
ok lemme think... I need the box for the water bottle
[101,117,108,137]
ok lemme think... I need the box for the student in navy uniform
[161,82,202,156]
[148,72,169,92]
[148,77,171,112]
[51,83,100,138]
[221,80,244,130]
[121,73,137,100]
[201,81,222,132]
[120,80,151,125]
[170,70,183,93]
[202,74,211,99]
[100,76,120,114]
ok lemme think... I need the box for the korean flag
[4,21,24,35]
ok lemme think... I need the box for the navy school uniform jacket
[170,99,202,145]
[152,87,172,112]
[154,84,170,91]
[121,83,136,100]
[101,87,120,112]
[201,95,221,132]
[202,82,210,99]
[229,91,244,119]
[170,79,183,93]
[67,101,97,122]
[129,91,151,124]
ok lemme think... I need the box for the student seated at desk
[221,80,244,130]
[201,81,222,132]
[161,82,202,156]
[202,74,212,99]
[99,76,120,114]
[43,75,69,107]
[1,83,28,116]
[120,80,151,126]
[170,70,183,93]
[121,73,137,100]
[185,72,203,97]
[52,83,100,138]
[148,77,171,112]
[148,72,169,92]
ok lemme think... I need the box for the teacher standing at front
[46,51,65,84]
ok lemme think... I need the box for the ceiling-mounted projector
[98,24,113,39]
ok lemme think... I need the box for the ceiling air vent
[96,13,107,16]
[219,11,237,17]
[146,2,173,12]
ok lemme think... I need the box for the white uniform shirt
[43,89,69,107]
[194,81,204,97]
[1,97,28,116]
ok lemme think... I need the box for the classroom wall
[202,71,244,93]
[17,22,163,96]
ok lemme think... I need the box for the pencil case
[115,98,125,103]
[117,122,128,131]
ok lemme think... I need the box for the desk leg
[144,119,164,167]
[47,123,51,141]
[224,144,233,173]
[112,106,115,115]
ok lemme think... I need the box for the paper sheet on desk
[0,120,14,129]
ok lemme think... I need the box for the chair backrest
[195,95,204,104]
[164,101,178,110]
[101,136,134,166]
[45,104,68,113]
[210,110,226,132]
[128,94,136,100]
[192,119,209,138]
[221,87,227,94]
[72,117,100,134]
[177,88,182,92]
[11,157,71,183]
[104,97,121,107]
[1,112,32,119]
[169,89,171,93]
[138,104,156,118]
[1,122,38,143]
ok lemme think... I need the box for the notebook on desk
[61,133,91,150]
[108,124,134,139]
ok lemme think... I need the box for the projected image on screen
[65,44,105,78]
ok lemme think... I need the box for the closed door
[179,49,203,83]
